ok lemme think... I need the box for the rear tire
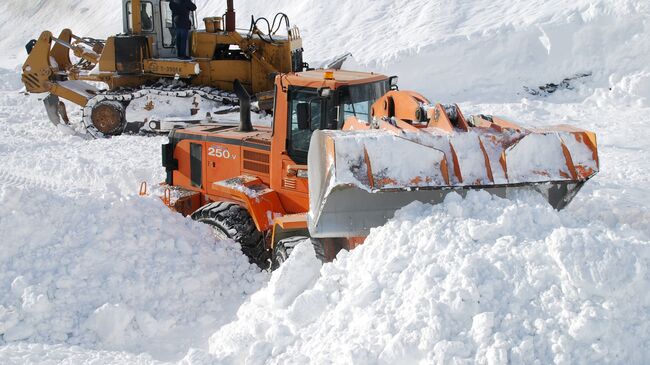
[271,236,308,270]
[191,202,269,268]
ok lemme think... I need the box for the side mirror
[296,102,310,130]
[389,75,399,90]
[318,87,332,98]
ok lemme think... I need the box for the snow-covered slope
[1,0,649,101]
[0,0,649,364]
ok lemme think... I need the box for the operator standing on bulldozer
[170,0,197,59]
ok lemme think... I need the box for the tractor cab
[280,70,395,164]
[122,0,197,58]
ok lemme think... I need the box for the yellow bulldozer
[21,0,306,137]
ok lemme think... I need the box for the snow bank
[1,0,649,101]
[206,191,649,364]
[0,78,268,362]
[0,184,267,360]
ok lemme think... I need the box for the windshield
[285,80,389,164]
[341,81,390,124]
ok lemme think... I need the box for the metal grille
[283,178,297,190]
[243,150,270,163]
[243,160,270,174]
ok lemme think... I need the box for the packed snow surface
[0,0,649,364]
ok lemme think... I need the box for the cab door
[278,87,324,212]
[159,0,197,58]
[172,139,206,192]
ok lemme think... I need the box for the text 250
[208,146,237,160]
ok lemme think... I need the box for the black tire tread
[191,202,268,267]
[271,236,308,270]
[311,238,327,263]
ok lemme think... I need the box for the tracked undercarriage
[44,82,242,138]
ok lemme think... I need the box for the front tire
[271,236,308,270]
[191,202,269,267]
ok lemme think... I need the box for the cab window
[288,88,322,163]
[340,81,390,125]
[343,101,370,123]
[126,1,155,32]
[161,0,175,47]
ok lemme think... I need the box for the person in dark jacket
[169,0,197,59]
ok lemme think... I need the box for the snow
[0,91,268,362]
[2,0,648,102]
[0,183,268,360]
[0,343,165,364]
[0,0,649,363]
[207,191,649,364]
[322,126,596,192]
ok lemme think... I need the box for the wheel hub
[91,102,125,135]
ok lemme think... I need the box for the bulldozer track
[79,85,240,138]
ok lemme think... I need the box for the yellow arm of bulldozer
[22,31,98,107]
[51,31,101,65]
[22,31,57,94]
[230,31,283,76]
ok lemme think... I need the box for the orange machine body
[162,70,388,258]
[161,69,598,261]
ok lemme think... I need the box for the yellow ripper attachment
[307,109,599,238]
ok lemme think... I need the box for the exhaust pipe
[225,0,236,32]
[233,79,253,132]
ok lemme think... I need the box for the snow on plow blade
[308,122,598,238]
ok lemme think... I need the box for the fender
[212,175,286,232]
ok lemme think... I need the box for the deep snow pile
[208,191,649,364]
[0,85,269,361]
[0,186,266,359]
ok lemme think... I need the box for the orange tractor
[159,70,599,268]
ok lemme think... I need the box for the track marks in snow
[0,170,66,194]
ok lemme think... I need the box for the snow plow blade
[308,116,598,238]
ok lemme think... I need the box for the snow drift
[0,84,268,362]
[206,192,649,364]
[0,184,267,360]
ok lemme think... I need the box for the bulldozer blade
[308,181,585,238]
[43,94,62,126]
[308,126,598,238]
